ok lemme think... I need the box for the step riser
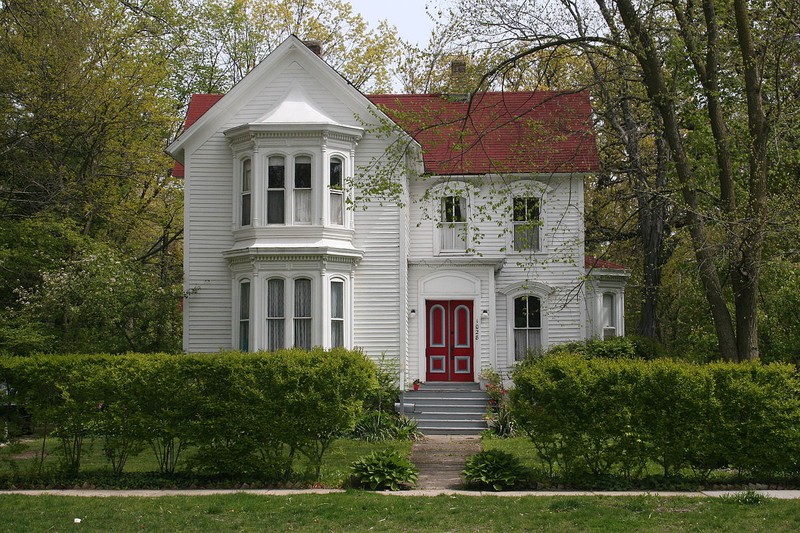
[401,387,490,435]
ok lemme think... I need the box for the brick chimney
[303,40,322,57]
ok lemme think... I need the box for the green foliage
[719,490,770,506]
[349,449,418,491]
[511,355,800,481]
[463,448,529,491]
[0,349,378,481]
[547,336,664,360]
[352,412,422,442]
[480,368,516,438]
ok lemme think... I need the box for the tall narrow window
[294,155,312,224]
[514,295,541,360]
[267,156,285,224]
[330,280,344,348]
[239,281,250,351]
[294,278,312,349]
[266,278,285,351]
[513,197,540,251]
[241,159,252,226]
[440,196,467,251]
[329,157,344,225]
[602,293,617,339]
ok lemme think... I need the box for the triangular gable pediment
[167,35,401,163]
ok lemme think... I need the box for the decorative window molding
[430,181,475,256]
[506,180,552,254]
[502,281,552,362]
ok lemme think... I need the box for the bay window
[329,157,344,225]
[267,156,285,224]
[241,159,252,227]
[294,155,312,224]
[239,280,250,351]
[294,278,312,349]
[330,280,344,347]
[266,278,285,351]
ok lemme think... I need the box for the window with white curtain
[294,155,312,224]
[239,280,250,351]
[241,159,252,227]
[602,293,617,339]
[266,278,285,351]
[329,157,344,226]
[267,156,285,224]
[294,278,312,349]
[514,295,541,360]
[513,196,540,251]
[440,195,467,251]
[330,280,344,347]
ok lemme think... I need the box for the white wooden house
[167,36,628,387]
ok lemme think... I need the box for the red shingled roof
[172,94,223,177]
[172,91,599,177]
[369,91,599,175]
[585,255,628,271]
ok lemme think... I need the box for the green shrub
[0,349,379,481]
[511,354,800,481]
[350,449,418,490]
[545,336,666,360]
[352,412,422,442]
[463,449,529,491]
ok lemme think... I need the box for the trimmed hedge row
[0,349,377,480]
[512,355,800,480]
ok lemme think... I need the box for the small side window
[241,159,252,227]
[267,156,285,224]
[329,157,344,225]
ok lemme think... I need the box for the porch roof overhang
[408,257,506,272]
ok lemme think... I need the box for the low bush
[349,449,418,491]
[511,354,800,482]
[463,449,529,491]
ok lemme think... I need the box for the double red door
[425,300,474,382]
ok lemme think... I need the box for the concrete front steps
[401,382,489,435]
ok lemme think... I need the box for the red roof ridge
[585,255,628,271]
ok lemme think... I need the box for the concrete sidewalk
[1,488,800,498]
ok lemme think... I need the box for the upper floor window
[513,197,540,251]
[241,159,252,227]
[294,155,312,224]
[602,293,617,339]
[329,157,344,226]
[330,280,344,347]
[267,156,286,224]
[440,195,467,251]
[514,295,541,360]
[239,280,251,351]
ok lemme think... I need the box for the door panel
[425,300,474,382]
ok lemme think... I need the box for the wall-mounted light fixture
[481,309,489,318]
[409,309,417,319]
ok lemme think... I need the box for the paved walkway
[410,435,480,489]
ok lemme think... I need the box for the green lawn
[1,492,799,532]
[0,438,411,488]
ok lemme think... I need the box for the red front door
[425,300,474,382]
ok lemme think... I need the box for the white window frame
[293,277,313,349]
[293,154,313,225]
[328,155,345,226]
[240,158,252,227]
[431,182,474,256]
[512,294,542,360]
[266,154,286,225]
[512,196,541,252]
[264,275,318,351]
[506,180,551,255]
[329,277,346,348]
[237,278,251,351]
[502,282,551,365]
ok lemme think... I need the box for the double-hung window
[602,293,617,339]
[266,278,285,351]
[267,156,285,224]
[513,197,540,251]
[294,156,312,224]
[294,278,312,349]
[513,295,541,359]
[329,157,344,225]
[239,280,250,351]
[330,280,344,347]
[440,195,467,251]
[241,159,252,227]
